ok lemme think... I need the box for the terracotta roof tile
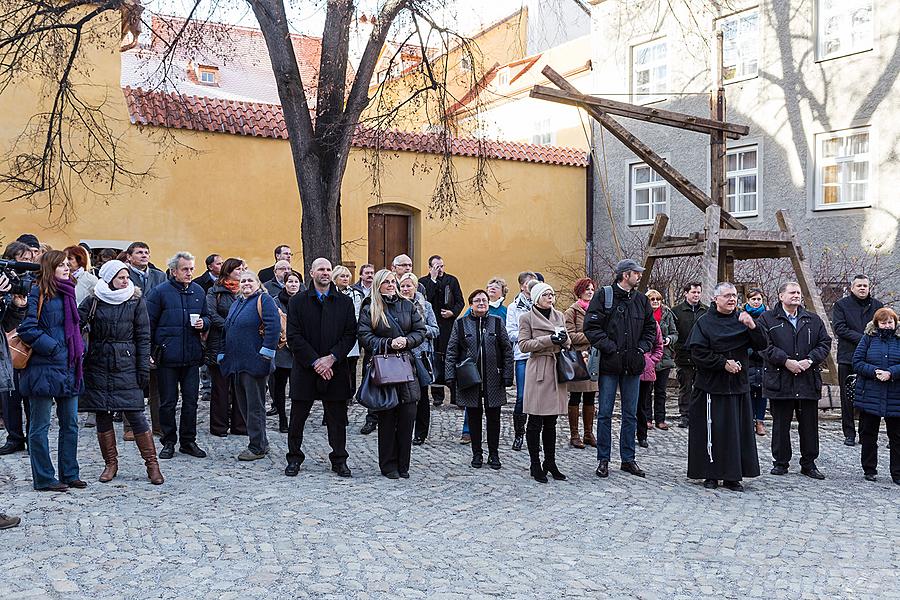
[122,87,588,167]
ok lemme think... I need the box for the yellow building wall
[1,11,586,298]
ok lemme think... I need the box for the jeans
[462,408,469,435]
[96,410,149,435]
[157,365,200,446]
[750,385,767,422]
[597,373,640,463]
[233,372,269,455]
[28,395,79,489]
[513,359,527,415]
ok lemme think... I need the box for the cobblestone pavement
[1,392,899,599]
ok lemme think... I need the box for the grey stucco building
[585,0,898,304]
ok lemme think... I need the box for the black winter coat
[420,273,464,352]
[287,285,357,403]
[758,305,832,401]
[832,294,884,364]
[357,295,427,403]
[584,283,657,376]
[0,297,26,394]
[687,309,767,395]
[145,279,210,368]
[78,290,151,412]
[444,314,513,408]
[671,300,708,367]
[204,283,238,366]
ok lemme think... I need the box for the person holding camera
[78,260,163,484]
[518,282,570,483]
[0,270,28,449]
[17,251,86,492]
[584,259,657,480]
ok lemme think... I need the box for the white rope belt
[706,393,714,464]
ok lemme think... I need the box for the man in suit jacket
[193,254,222,292]
[284,258,357,478]
[420,255,463,407]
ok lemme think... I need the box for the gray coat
[445,314,513,408]
[410,292,439,359]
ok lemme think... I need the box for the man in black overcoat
[686,282,767,491]
[285,258,357,478]
[420,255,463,406]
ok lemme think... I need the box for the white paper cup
[189,313,200,326]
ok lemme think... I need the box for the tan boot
[97,429,118,483]
[134,430,164,485]
[582,403,597,447]
[568,406,585,448]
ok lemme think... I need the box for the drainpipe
[586,154,595,281]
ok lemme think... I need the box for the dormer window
[198,65,219,85]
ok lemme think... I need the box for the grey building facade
[586,0,898,303]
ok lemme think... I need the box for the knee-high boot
[135,430,164,485]
[582,404,597,447]
[512,414,527,451]
[525,417,547,483]
[97,429,118,483]
[568,405,584,448]
[542,420,566,481]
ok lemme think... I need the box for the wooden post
[701,205,721,304]
[638,213,669,292]
[775,210,839,385]
[711,31,728,228]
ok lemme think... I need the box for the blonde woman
[357,269,427,479]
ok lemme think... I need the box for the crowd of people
[0,232,898,515]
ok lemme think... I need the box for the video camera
[0,259,39,296]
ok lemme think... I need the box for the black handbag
[455,357,482,390]
[80,298,98,353]
[413,353,434,387]
[356,366,399,411]
[557,349,590,383]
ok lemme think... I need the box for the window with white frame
[531,118,553,146]
[719,9,759,81]
[632,39,667,103]
[816,127,871,208]
[817,0,873,60]
[630,163,668,225]
[726,145,759,216]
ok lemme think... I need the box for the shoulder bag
[257,295,287,349]
[6,293,44,370]
[372,312,416,386]
[80,297,99,353]
[557,349,590,383]
[356,363,400,411]
[454,319,482,390]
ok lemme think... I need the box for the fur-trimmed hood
[865,321,899,336]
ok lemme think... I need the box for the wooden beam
[638,213,669,292]
[647,244,706,258]
[710,31,727,226]
[718,230,792,242]
[529,85,749,139]
[701,205,722,303]
[730,247,793,260]
[776,210,839,385]
[540,67,747,231]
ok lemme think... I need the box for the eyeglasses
[396,263,412,268]
[719,293,738,299]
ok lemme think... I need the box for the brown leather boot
[97,429,118,483]
[134,430,164,485]
[568,406,585,448]
[582,403,597,447]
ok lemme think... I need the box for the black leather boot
[512,414,527,451]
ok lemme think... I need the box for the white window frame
[199,70,216,84]
[631,38,667,104]
[629,162,669,226]
[718,8,760,83]
[816,0,874,61]
[725,144,759,217]
[531,117,554,146]
[814,126,872,210]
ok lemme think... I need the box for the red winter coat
[640,323,664,382]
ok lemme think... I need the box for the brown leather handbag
[372,341,416,386]
[6,293,43,370]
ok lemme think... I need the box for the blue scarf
[743,303,765,318]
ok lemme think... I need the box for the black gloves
[550,330,568,345]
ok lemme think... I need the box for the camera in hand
[0,259,39,296]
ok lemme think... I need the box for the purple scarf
[55,277,84,384]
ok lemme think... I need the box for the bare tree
[1,0,496,271]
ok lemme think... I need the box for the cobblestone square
[2,398,899,599]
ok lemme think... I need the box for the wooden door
[368,212,410,271]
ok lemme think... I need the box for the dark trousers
[468,404,501,455]
[676,365,695,418]
[148,371,161,434]
[652,368,670,423]
[270,367,291,422]
[770,398,819,469]
[378,384,419,475]
[525,414,558,462]
[414,385,431,440]
[859,412,900,480]
[751,385,767,421]
[568,391,596,406]
[2,386,29,447]
[838,363,857,440]
[157,365,200,446]
[637,381,653,441]
[209,364,246,435]
[233,372,269,455]
[96,411,149,435]
[287,397,349,466]
[429,384,457,405]
[348,357,359,396]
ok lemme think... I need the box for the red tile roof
[122,87,589,167]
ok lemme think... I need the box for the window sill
[815,47,873,64]
[813,202,871,212]
[731,211,760,218]
[724,74,759,86]
[629,221,654,227]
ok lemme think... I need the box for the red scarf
[222,278,240,294]
[653,306,663,323]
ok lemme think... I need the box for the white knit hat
[530,282,554,305]
[98,259,129,284]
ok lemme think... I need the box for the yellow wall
[1,11,586,298]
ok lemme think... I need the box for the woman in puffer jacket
[79,260,162,484]
[852,307,900,485]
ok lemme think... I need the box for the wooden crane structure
[530,36,837,383]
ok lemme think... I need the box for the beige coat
[564,302,599,393]
[518,306,570,416]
